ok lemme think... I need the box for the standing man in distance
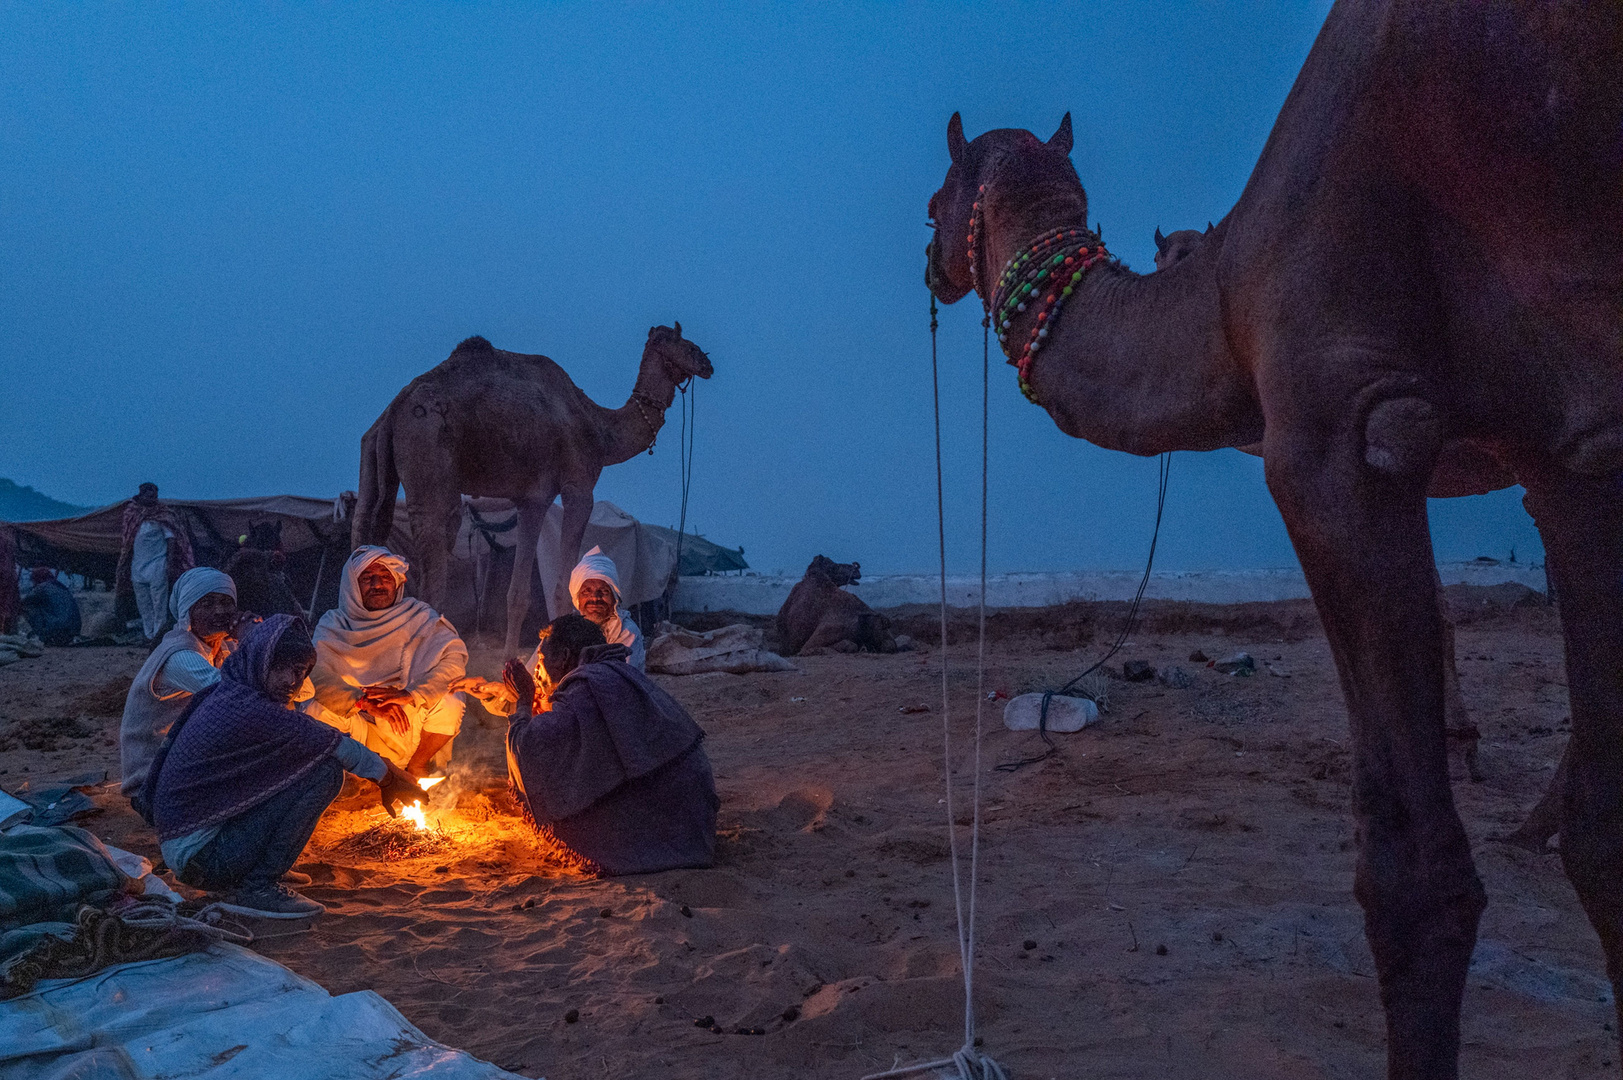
[116,483,194,641]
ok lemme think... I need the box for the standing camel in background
[926,2,1621,1076]
[352,325,713,654]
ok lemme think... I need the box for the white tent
[533,500,677,609]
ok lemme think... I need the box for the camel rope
[862,297,1005,1080]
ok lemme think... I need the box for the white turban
[336,545,410,621]
[568,546,622,607]
[169,567,237,629]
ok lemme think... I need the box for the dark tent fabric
[7,497,356,620]
[642,527,748,577]
[7,496,747,638]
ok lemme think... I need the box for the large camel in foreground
[353,326,713,653]
[925,3,1621,1077]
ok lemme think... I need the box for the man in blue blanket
[144,615,423,916]
[501,614,717,876]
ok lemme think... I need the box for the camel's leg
[553,480,597,619]
[403,476,462,614]
[503,495,552,657]
[1501,742,1567,852]
[1267,442,1484,1080]
[802,617,856,654]
[1517,462,1623,1037]
[1436,581,1482,782]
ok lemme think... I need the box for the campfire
[331,775,455,859]
[400,775,447,831]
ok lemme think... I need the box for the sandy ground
[0,597,1616,1079]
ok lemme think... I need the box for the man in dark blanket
[503,614,717,876]
[20,568,80,646]
[144,614,423,916]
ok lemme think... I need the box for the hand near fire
[229,611,262,642]
[504,658,536,719]
[377,761,425,818]
[449,674,516,713]
[359,685,412,734]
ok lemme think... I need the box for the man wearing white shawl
[306,546,467,775]
[566,546,645,670]
[121,567,255,799]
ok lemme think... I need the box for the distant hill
[0,479,91,522]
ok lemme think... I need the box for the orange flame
[402,801,429,831]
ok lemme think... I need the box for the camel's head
[807,554,861,587]
[645,323,714,384]
[926,112,1081,305]
[1152,223,1213,271]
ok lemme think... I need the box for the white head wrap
[564,546,645,668]
[336,545,410,621]
[169,567,237,630]
[568,546,622,606]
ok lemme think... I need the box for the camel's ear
[673,320,682,338]
[1154,227,1169,254]
[947,112,967,165]
[1048,112,1073,155]
[1206,221,1214,233]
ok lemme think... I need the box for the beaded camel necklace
[968,181,1114,404]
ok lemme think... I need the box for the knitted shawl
[148,615,341,842]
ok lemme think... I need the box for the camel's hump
[452,335,496,357]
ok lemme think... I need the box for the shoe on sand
[281,870,313,886]
[217,883,325,919]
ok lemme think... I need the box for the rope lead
[863,288,1006,1080]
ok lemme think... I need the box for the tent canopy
[4,495,745,634]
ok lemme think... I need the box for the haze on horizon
[0,3,1544,576]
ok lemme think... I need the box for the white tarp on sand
[0,943,533,1080]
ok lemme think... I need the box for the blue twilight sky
[0,3,1543,575]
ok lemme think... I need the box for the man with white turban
[305,546,467,776]
[121,567,258,801]
[454,546,645,715]
[567,546,645,670]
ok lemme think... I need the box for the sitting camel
[352,326,713,654]
[925,3,1621,1073]
[776,556,897,656]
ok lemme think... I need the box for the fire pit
[331,776,454,860]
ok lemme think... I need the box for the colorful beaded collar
[968,183,1114,404]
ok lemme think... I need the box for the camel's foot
[1491,826,1556,854]
[1446,727,1483,783]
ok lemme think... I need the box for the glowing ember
[402,801,429,830]
[418,776,447,791]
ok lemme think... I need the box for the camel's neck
[979,182,1260,455]
[597,349,682,464]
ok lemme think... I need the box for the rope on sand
[0,900,249,999]
[860,299,1006,1080]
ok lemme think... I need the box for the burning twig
[333,811,453,860]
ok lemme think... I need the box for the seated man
[569,547,646,671]
[121,567,255,804]
[20,568,80,646]
[502,614,717,876]
[306,546,466,776]
[145,615,422,916]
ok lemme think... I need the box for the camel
[776,555,898,656]
[1155,223,1484,783]
[352,326,713,654]
[1150,224,1209,271]
[924,3,1621,1076]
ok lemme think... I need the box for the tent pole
[307,546,328,619]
